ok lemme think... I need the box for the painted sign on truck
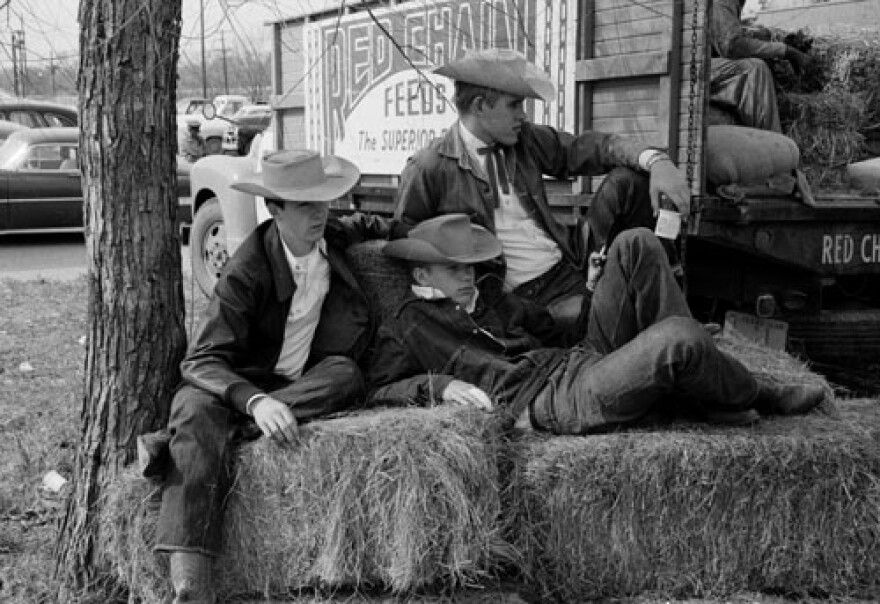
[304,0,577,175]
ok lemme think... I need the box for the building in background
[754,0,880,34]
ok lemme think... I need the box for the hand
[784,46,812,72]
[648,159,690,217]
[442,380,493,410]
[586,250,606,292]
[250,396,299,446]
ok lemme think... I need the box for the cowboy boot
[169,552,216,603]
[754,378,827,416]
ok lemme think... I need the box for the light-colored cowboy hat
[230,149,360,202]
[433,48,557,103]
[383,214,502,264]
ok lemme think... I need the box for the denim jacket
[366,280,567,420]
[392,121,647,271]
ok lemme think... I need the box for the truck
[188,0,880,388]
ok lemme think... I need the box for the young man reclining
[367,214,826,433]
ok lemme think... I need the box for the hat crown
[262,150,326,193]
[410,215,480,258]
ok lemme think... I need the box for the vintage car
[221,104,272,155]
[0,99,77,127]
[0,127,192,235]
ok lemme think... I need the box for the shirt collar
[280,238,327,277]
[411,284,479,313]
[459,121,492,158]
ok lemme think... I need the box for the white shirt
[458,122,561,289]
[274,238,330,380]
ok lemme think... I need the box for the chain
[680,0,702,297]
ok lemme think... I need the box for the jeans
[532,229,759,434]
[710,57,782,132]
[155,356,365,556]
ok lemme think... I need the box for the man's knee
[594,167,649,204]
[613,227,664,257]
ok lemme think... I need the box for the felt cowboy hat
[433,48,557,103]
[230,149,360,202]
[383,214,502,264]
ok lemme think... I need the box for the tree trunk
[55,0,185,598]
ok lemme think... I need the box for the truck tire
[191,198,228,295]
[204,137,223,156]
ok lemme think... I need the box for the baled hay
[507,401,880,602]
[101,470,169,604]
[102,406,506,602]
[220,406,505,597]
[345,240,411,322]
[782,91,867,190]
[715,329,835,409]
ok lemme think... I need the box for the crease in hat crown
[230,148,360,202]
[433,48,557,103]
[383,214,502,264]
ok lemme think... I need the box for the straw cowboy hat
[433,48,557,103]
[230,149,360,202]
[383,214,502,264]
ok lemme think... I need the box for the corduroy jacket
[181,213,388,415]
[392,121,647,272]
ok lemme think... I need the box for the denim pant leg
[586,228,691,353]
[587,167,655,250]
[540,317,758,434]
[156,384,238,557]
[266,356,366,421]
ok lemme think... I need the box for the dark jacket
[366,280,568,419]
[711,0,786,60]
[392,121,647,271]
[181,213,388,415]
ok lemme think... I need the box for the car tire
[204,137,223,155]
[191,197,227,295]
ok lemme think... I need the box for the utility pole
[17,15,26,97]
[11,31,18,96]
[50,52,57,96]
[200,0,207,99]
[220,30,229,95]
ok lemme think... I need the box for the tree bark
[55,0,185,598]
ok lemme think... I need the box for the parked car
[0,127,192,235]
[177,97,209,116]
[0,99,77,127]
[176,94,250,156]
[0,119,27,143]
[221,104,272,155]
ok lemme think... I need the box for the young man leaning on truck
[369,214,827,434]
[150,149,388,603]
[392,48,691,338]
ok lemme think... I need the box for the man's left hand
[649,159,690,217]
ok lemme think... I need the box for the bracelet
[646,152,673,170]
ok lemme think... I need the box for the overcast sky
[2,0,286,68]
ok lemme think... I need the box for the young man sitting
[367,214,826,433]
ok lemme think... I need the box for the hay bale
[345,240,411,322]
[102,406,505,602]
[506,404,880,602]
[505,339,880,601]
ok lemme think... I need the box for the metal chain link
[680,0,702,297]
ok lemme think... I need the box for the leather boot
[754,379,827,416]
[170,552,216,604]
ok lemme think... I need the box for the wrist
[639,149,672,172]
[245,393,268,416]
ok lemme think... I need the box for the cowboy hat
[433,48,557,103]
[230,149,360,202]
[383,214,502,264]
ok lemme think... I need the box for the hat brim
[230,156,360,202]
[433,59,556,102]
[383,228,502,264]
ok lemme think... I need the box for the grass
[2,268,879,603]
